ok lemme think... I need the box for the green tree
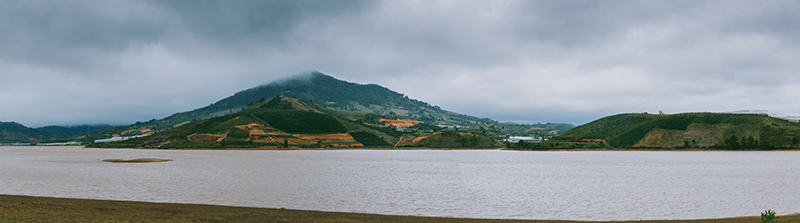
[725,135,740,150]
[517,140,526,148]
[743,135,756,149]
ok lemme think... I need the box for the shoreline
[0,194,793,222]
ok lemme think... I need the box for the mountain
[73,71,573,143]
[89,97,403,149]
[557,112,800,149]
[166,71,516,128]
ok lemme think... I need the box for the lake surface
[1,146,799,221]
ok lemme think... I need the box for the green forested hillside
[556,113,661,141]
[558,113,800,149]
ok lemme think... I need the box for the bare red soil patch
[379,118,422,128]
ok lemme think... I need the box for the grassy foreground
[0,195,796,223]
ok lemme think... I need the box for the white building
[505,136,543,143]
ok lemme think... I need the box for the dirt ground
[380,118,422,128]
[1,194,794,223]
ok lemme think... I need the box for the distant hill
[558,112,800,149]
[36,125,122,139]
[0,121,49,143]
[0,122,120,144]
[71,71,572,143]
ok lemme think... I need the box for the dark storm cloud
[1,0,799,126]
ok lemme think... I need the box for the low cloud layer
[1,0,799,126]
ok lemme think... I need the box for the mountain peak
[260,71,330,87]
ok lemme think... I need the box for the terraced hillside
[89,97,400,149]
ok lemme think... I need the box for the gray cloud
[146,0,371,48]
[1,0,799,126]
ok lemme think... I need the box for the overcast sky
[2,0,799,127]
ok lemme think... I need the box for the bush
[761,209,778,223]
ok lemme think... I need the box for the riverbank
[0,195,793,223]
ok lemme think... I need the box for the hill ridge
[558,112,800,149]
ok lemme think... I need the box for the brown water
[1,146,798,221]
